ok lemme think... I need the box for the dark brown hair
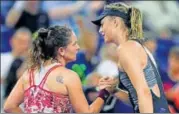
[28,25,72,69]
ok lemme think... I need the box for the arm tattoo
[56,76,64,84]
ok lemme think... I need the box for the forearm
[114,89,131,106]
[137,91,153,113]
[49,2,86,20]
[89,97,104,113]
[6,2,25,27]
[6,10,22,27]
[88,89,110,113]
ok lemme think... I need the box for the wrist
[113,85,120,94]
[98,89,110,102]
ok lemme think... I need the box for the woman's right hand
[97,77,119,93]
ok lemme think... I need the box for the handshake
[72,64,119,94]
[72,64,119,101]
[97,77,119,94]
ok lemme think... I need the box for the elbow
[3,102,14,113]
[3,106,11,113]
[137,87,152,98]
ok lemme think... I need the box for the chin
[65,57,76,64]
[105,40,112,44]
[70,57,77,62]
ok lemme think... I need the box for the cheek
[105,27,113,39]
[65,47,77,57]
[169,59,177,68]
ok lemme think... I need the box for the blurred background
[1,0,179,113]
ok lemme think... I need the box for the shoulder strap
[39,65,61,88]
[29,68,35,86]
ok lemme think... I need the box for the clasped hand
[97,77,119,94]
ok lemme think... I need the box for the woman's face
[99,16,126,44]
[99,16,128,44]
[63,32,80,62]
[99,17,115,43]
[168,53,179,74]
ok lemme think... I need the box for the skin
[168,53,179,82]
[165,53,179,101]
[6,1,40,28]
[98,16,161,113]
[10,31,32,57]
[3,31,114,113]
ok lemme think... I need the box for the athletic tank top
[24,63,73,113]
[118,39,170,113]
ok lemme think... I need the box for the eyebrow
[73,41,77,45]
[101,20,104,25]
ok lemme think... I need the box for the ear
[58,47,66,56]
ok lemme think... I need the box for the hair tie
[38,28,49,38]
[128,7,132,18]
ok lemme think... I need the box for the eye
[73,41,77,46]
[101,23,104,27]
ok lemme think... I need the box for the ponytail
[129,7,143,39]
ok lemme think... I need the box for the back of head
[28,25,72,69]
[105,2,143,40]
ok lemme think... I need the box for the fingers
[99,77,114,83]
[98,81,117,89]
[97,84,112,91]
[99,77,110,82]
[98,77,119,93]
[99,79,118,86]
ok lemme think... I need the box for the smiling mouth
[101,34,105,38]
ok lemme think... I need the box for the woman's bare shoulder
[51,67,80,82]
[52,67,78,76]
[117,40,143,56]
[21,69,30,84]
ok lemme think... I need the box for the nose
[99,26,103,34]
[76,44,80,51]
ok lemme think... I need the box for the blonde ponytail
[129,7,143,39]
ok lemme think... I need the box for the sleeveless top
[118,40,170,113]
[24,64,73,113]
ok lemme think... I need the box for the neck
[115,29,128,46]
[43,57,67,67]
[57,57,67,66]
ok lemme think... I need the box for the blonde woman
[92,2,170,113]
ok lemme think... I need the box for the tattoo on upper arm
[56,76,64,84]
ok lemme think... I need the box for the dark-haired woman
[3,26,115,113]
[92,2,170,113]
